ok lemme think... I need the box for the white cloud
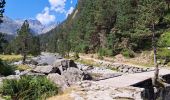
[66,6,74,17]
[49,0,66,13]
[71,0,73,4]
[36,7,56,25]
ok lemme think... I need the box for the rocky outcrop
[70,81,144,100]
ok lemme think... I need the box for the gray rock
[15,70,20,75]
[33,65,60,74]
[4,75,20,80]
[128,68,134,73]
[122,68,129,73]
[47,73,68,91]
[53,59,77,73]
[13,61,22,65]
[132,68,138,73]
[62,68,85,85]
[32,53,61,65]
[19,70,45,76]
[29,60,38,65]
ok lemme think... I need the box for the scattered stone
[13,61,22,65]
[15,70,20,75]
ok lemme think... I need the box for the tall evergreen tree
[138,0,166,93]
[0,0,5,53]
[16,20,33,64]
[0,0,5,23]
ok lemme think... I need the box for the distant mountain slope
[0,16,57,35]
[41,0,169,55]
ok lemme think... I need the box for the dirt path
[78,54,150,68]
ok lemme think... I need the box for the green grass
[75,59,101,67]
[16,64,32,71]
[0,76,59,100]
[0,54,33,63]
[0,55,23,63]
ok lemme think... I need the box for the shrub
[0,76,58,100]
[157,48,170,64]
[0,59,15,76]
[73,52,80,60]
[158,31,170,47]
[98,48,113,57]
[121,49,135,58]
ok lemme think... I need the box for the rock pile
[109,63,154,73]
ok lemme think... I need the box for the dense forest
[40,0,170,58]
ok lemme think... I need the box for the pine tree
[0,0,5,23]
[16,20,33,64]
[0,0,5,53]
[0,33,6,53]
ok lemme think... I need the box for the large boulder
[33,65,61,74]
[47,73,68,91]
[62,67,90,85]
[52,59,77,73]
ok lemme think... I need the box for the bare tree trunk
[22,52,26,64]
[152,24,159,86]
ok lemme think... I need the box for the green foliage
[0,0,5,22]
[157,48,170,64]
[73,52,80,60]
[0,33,7,53]
[158,31,170,47]
[39,0,168,56]
[4,20,41,62]
[121,49,135,58]
[0,76,58,100]
[98,48,113,57]
[0,59,15,76]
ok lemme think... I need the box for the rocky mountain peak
[0,16,57,35]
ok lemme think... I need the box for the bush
[0,76,58,100]
[73,52,80,60]
[98,48,113,57]
[158,31,170,47]
[157,48,170,64]
[121,49,135,58]
[0,59,15,76]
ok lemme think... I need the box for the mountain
[0,16,57,35]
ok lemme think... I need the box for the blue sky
[4,0,77,25]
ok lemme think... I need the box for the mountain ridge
[0,16,57,35]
